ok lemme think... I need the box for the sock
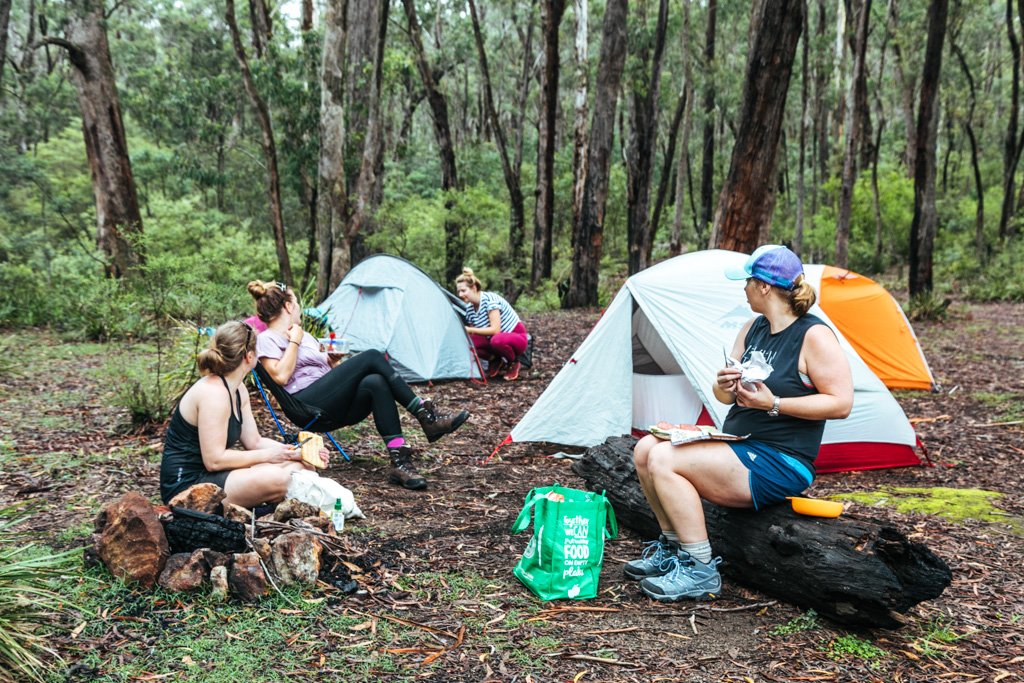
[407,397,424,414]
[386,437,406,449]
[661,530,680,545]
[679,539,713,564]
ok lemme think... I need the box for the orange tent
[807,265,936,391]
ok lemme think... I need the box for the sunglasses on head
[276,281,288,293]
[241,321,254,348]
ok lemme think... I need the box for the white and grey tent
[318,255,483,382]
[505,250,923,473]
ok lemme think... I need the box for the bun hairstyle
[248,279,291,323]
[455,267,483,292]
[785,274,817,317]
[196,321,256,376]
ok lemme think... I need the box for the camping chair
[250,363,351,462]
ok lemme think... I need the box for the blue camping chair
[250,363,351,462]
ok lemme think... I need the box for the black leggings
[293,350,417,442]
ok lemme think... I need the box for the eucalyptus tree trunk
[909,0,949,297]
[794,2,809,257]
[625,0,668,275]
[1000,0,1023,240]
[532,0,566,287]
[670,0,695,257]
[652,90,686,257]
[952,41,985,263]
[248,0,272,59]
[226,0,292,284]
[46,0,143,277]
[888,0,917,177]
[316,0,348,301]
[570,0,590,239]
[403,0,463,286]
[0,0,11,94]
[811,0,829,221]
[563,0,628,308]
[835,0,871,268]
[698,0,717,242]
[709,0,804,253]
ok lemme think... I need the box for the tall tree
[625,0,668,274]
[909,0,949,296]
[563,0,628,308]
[43,0,143,277]
[794,1,810,257]
[951,32,985,262]
[710,0,805,252]
[570,0,589,241]
[698,0,717,239]
[403,0,463,286]
[835,0,872,267]
[0,0,11,95]
[888,0,918,176]
[670,0,696,256]
[999,0,1023,240]
[225,0,292,284]
[532,0,564,287]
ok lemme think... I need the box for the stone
[251,537,272,563]
[210,565,229,602]
[223,503,253,526]
[168,483,226,515]
[269,532,322,586]
[96,492,169,588]
[229,552,269,601]
[194,548,230,572]
[158,552,206,593]
[272,498,321,523]
[300,516,331,533]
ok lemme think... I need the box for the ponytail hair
[196,321,255,376]
[785,275,817,317]
[248,279,291,323]
[455,267,483,292]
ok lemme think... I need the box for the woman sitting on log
[628,245,853,602]
[161,321,325,508]
[249,280,469,491]
[456,268,529,381]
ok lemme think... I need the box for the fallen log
[572,436,952,629]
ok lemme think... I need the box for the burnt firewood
[163,507,247,555]
[572,436,952,629]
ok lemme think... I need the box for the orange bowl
[787,496,843,518]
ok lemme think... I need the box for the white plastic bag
[286,470,365,520]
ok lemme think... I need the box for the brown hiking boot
[416,400,470,443]
[388,447,427,490]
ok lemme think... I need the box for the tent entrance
[631,305,705,428]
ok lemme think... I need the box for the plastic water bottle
[331,497,345,532]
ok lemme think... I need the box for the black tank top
[160,376,242,503]
[722,314,828,472]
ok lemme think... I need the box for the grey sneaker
[623,535,677,580]
[640,554,723,601]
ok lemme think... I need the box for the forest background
[1,0,1023,415]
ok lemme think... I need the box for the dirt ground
[1,301,1022,682]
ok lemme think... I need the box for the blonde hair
[785,275,817,317]
[455,267,483,292]
[196,321,256,376]
[247,279,292,323]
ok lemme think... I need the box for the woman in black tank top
[625,246,854,603]
[159,321,328,507]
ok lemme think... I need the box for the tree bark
[670,0,696,256]
[0,0,11,95]
[248,0,272,59]
[909,0,949,296]
[54,0,144,278]
[794,1,809,257]
[951,40,986,263]
[709,0,805,252]
[573,436,952,630]
[835,0,872,268]
[651,88,686,258]
[698,0,717,242]
[811,0,829,222]
[403,0,463,286]
[888,0,917,177]
[625,0,669,275]
[226,0,292,284]
[532,0,566,286]
[563,0,628,308]
[1000,0,1022,240]
[570,0,590,249]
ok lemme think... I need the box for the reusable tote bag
[511,484,618,601]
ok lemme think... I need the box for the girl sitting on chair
[248,280,470,491]
[161,321,326,508]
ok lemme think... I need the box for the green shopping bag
[510,484,618,601]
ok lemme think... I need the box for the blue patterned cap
[725,245,804,290]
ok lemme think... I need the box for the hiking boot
[623,535,678,580]
[504,359,522,381]
[416,400,470,443]
[640,555,722,602]
[486,358,507,379]
[387,446,427,490]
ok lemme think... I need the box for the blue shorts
[726,440,814,511]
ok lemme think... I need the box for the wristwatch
[767,395,781,417]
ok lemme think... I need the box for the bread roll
[298,431,325,468]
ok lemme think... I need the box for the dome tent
[504,249,927,473]
[318,254,483,383]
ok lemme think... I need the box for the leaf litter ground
[0,302,1021,682]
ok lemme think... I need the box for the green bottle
[331,498,344,532]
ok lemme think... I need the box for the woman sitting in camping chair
[161,321,327,508]
[248,280,470,491]
[626,245,853,603]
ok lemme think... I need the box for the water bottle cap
[334,498,342,509]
